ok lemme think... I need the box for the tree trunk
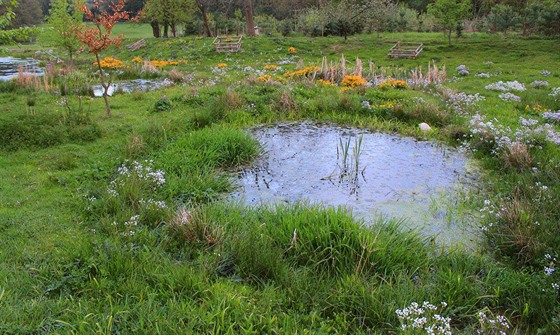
[94,53,111,116]
[245,0,255,36]
[163,22,169,38]
[195,0,213,37]
[151,20,160,38]
[171,22,177,37]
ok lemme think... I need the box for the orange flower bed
[378,79,408,90]
[96,57,125,69]
[341,75,367,88]
[284,66,320,79]
[317,79,337,86]
[258,74,272,82]
[150,60,181,67]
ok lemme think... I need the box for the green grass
[1,31,559,334]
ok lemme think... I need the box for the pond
[233,122,480,248]
[0,57,44,80]
[92,79,174,97]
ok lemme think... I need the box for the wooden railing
[213,36,243,53]
[388,42,424,59]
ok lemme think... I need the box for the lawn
[0,29,559,334]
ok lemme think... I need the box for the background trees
[428,0,470,43]
[43,0,84,64]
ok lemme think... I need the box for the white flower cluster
[476,72,491,78]
[498,93,521,102]
[112,214,139,236]
[544,254,557,276]
[467,114,560,154]
[549,87,560,101]
[468,114,512,153]
[456,65,469,76]
[396,301,451,335]
[479,181,550,232]
[543,254,560,292]
[109,160,166,196]
[476,309,510,335]
[542,111,560,123]
[138,198,168,209]
[446,92,485,116]
[485,81,526,92]
[530,80,549,88]
[361,100,372,110]
[541,70,551,76]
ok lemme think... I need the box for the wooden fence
[388,42,424,59]
[213,36,243,53]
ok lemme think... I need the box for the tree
[143,0,195,37]
[428,0,469,44]
[487,4,520,34]
[44,0,84,65]
[0,0,18,29]
[77,0,131,116]
[244,0,254,35]
[10,0,43,28]
[195,0,213,36]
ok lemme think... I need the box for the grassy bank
[1,31,559,334]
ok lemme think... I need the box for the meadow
[1,27,559,334]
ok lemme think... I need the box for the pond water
[233,122,480,248]
[0,57,44,80]
[92,79,174,97]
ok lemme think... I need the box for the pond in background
[0,57,44,80]
[232,122,481,249]
[92,79,174,97]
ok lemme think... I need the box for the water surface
[233,122,480,248]
[0,57,43,80]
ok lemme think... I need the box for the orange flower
[341,75,367,88]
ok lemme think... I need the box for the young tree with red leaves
[77,0,131,116]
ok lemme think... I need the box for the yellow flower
[217,63,228,69]
[284,66,320,79]
[341,75,367,88]
[264,64,278,71]
[288,47,296,54]
[132,56,143,63]
[149,60,181,67]
[258,74,272,82]
[96,57,124,69]
[317,79,336,86]
[378,79,408,90]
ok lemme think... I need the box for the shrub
[0,106,101,151]
[152,95,172,112]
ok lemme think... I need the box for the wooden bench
[213,36,243,53]
[388,42,423,59]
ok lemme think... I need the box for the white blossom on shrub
[499,93,521,102]
[396,301,451,335]
[456,65,469,76]
[530,80,549,88]
[485,81,526,92]
[550,87,560,101]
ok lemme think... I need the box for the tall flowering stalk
[76,0,131,116]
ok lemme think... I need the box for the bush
[0,109,101,151]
